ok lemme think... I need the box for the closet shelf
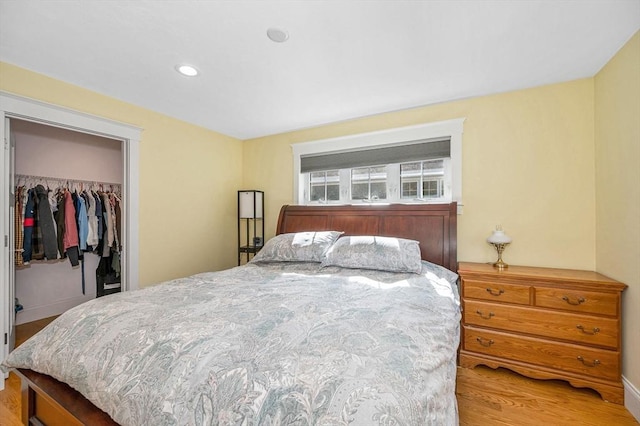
[15,173,121,193]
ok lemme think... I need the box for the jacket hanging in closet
[62,189,80,266]
[15,186,24,267]
[35,184,58,260]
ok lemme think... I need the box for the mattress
[3,261,461,425]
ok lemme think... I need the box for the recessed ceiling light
[176,64,199,77]
[267,27,289,43]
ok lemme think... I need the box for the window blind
[300,138,450,173]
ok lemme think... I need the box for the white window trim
[291,118,464,214]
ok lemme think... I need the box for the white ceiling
[1,1,638,140]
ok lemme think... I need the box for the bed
[3,202,460,426]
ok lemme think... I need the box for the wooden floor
[1,317,638,425]
[1,316,59,426]
[457,366,638,425]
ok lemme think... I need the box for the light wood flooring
[457,366,638,425]
[1,316,59,426]
[1,317,638,425]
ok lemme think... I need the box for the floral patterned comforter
[3,261,461,425]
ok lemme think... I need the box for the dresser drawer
[462,279,530,305]
[463,326,619,381]
[535,288,618,316]
[463,300,619,349]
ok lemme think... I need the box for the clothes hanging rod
[14,173,122,188]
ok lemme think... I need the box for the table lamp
[487,225,512,269]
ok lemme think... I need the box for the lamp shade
[487,226,512,244]
[239,191,263,219]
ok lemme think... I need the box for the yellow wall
[595,31,640,389]
[0,62,244,287]
[245,32,640,397]
[244,78,597,271]
[3,32,636,393]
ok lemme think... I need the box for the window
[351,166,387,200]
[292,118,464,213]
[401,159,445,200]
[304,159,449,204]
[309,170,340,202]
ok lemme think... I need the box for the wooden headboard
[276,203,457,272]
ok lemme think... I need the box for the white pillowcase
[321,235,423,274]
[251,231,343,263]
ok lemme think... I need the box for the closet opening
[1,91,141,391]
[12,119,124,325]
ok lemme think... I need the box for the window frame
[350,165,388,201]
[292,118,464,214]
[400,158,448,201]
[308,170,341,202]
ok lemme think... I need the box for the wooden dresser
[457,262,627,404]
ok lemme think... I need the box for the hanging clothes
[14,186,24,267]
[30,187,46,261]
[22,189,35,264]
[47,187,59,248]
[109,193,122,276]
[15,174,122,297]
[113,193,122,252]
[101,192,114,257]
[75,191,88,251]
[92,192,104,254]
[63,189,80,267]
[54,190,66,260]
[85,191,98,247]
[35,184,58,260]
[96,253,121,297]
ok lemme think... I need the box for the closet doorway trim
[0,91,141,294]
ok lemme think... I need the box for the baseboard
[624,375,640,422]
[15,293,94,325]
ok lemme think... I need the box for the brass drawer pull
[486,288,504,296]
[476,310,494,319]
[562,295,586,305]
[476,337,494,347]
[577,356,600,367]
[576,325,600,335]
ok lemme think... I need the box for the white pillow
[321,235,422,274]
[251,231,343,263]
